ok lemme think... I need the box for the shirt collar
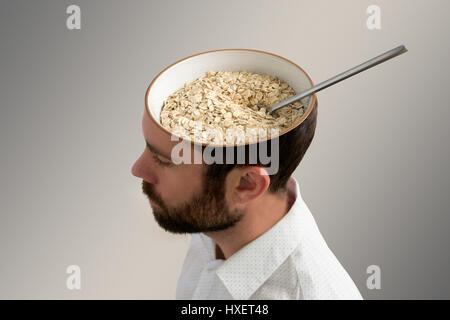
[197,176,311,300]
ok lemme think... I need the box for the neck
[204,188,294,260]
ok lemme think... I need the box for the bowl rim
[144,48,317,147]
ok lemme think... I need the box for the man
[131,100,363,299]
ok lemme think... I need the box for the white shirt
[175,177,363,300]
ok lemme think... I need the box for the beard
[141,174,244,234]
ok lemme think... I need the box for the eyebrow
[145,141,171,160]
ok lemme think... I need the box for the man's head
[131,101,318,234]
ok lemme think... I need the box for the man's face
[131,110,244,234]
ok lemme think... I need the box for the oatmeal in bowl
[145,49,317,147]
[160,70,305,145]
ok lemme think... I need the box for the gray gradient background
[0,0,449,299]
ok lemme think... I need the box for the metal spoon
[265,45,408,114]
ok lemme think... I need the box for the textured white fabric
[175,177,363,300]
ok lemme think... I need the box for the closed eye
[151,152,172,167]
[145,141,173,167]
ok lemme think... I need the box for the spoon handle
[268,45,408,113]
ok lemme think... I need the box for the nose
[131,149,158,184]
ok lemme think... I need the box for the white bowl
[145,48,317,146]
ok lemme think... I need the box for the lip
[144,48,317,148]
[149,198,161,207]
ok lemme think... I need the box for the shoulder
[289,243,363,300]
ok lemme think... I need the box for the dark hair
[202,101,318,193]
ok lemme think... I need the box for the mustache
[142,180,165,208]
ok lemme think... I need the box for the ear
[233,167,271,204]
